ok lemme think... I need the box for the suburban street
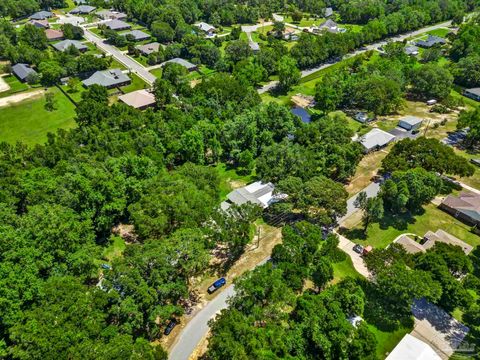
[82,28,157,85]
[257,20,453,94]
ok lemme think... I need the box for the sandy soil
[0,76,10,93]
[0,89,45,108]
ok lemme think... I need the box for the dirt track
[0,89,45,108]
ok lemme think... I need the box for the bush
[430,104,450,114]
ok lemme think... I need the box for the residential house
[30,11,54,20]
[440,191,480,228]
[394,229,473,255]
[354,112,372,123]
[52,39,88,52]
[104,19,131,31]
[220,181,286,211]
[11,63,37,82]
[249,41,260,52]
[96,10,127,21]
[136,42,161,56]
[324,7,333,17]
[398,116,423,131]
[122,29,150,42]
[161,58,198,72]
[74,0,88,4]
[283,27,298,41]
[28,19,50,28]
[45,28,64,41]
[119,89,156,110]
[82,69,131,88]
[318,19,339,33]
[405,45,419,56]
[358,128,396,153]
[463,88,480,102]
[196,22,216,36]
[70,5,96,14]
[386,334,441,360]
[416,35,446,48]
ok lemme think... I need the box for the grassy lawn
[343,24,364,33]
[150,68,162,78]
[331,255,361,284]
[0,87,77,146]
[341,203,480,249]
[453,148,480,190]
[109,58,128,71]
[89,27,105,37]
[215,163,255,199]
[427,28,451,37]
[368,324,411,359]
[120,73,149,93]
[60,83,87,103]
[0,75,30,98]
[102,236,126,261]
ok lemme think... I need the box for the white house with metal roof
[196,22,216,36]
[220,181,286,211]
[358,128,396,153]
[386,334,441,360]
[398,116,423,131]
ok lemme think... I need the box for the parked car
[208,277,226,294]
[470,159,480,167]
[101,263,112,270]
[353,244,364,254]
[359,46,368,51]
[164,319,177,335]
[411,129,420,135]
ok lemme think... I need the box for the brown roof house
[118,89,156,110]
[45,29,64,41]
[29,19,50,28]
[440,192,480,229]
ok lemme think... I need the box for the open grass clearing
[427,28,451,38]
[331,255,361,284]
[0,75,30,98]
[0,87,77,146]
[120,73,149,93]
[341,203,480,249]
[368,324,411,359]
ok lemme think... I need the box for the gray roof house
[416,35,446,48]
[82,69,131,88]
[324,7,333,17]
[464,88,480,102]
[28,19,50,28]
[398,116,423,131]
[70,5,96,14]
[96,9,127,21]
[405,45,419,56]
[30,11,54,20]
[104,19,131,31]
[12,63,37,82]
[122,29,150,41]
[196,22,216,35]
[136,42,161,56]
[52,39,88,52]
[440,191,480,228]
[221,181,287,211]
[249,41,260,52]
[359,128,396,152]
[161,58,198,72]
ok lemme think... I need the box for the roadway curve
[257,20,452,94]
[82,28,156,85]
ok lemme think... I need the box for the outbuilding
[464,88,480,102]
[359,128,396,153]
[398,116,423,131]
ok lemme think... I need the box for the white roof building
[196,22,216,33]
[387,334,441,360]
[359,128,396,152]
[221,181,286,211]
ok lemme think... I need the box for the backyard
[0,87,77,146]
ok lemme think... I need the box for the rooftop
[12,63,37,81]
[122,29,150,41]
[104,19,131,30]
[221,181,286,211]
[416,35,446,48]
[400,115,423,126]
[442,191,480,222]
[52,39,87,52]
[118,89,156,109]
[196,22,216,33]
[386,334,441,360]
[162,58,197,70]
[45,28,64,40]
[82,69,131,87]
[394,229,473,255]
[96,9,127,20]
[136,42,161,55]
[465,88,480,97]
[30,11,53,20]
[70,5,96,14]
[359,128,396,150]
[28,19,49,28]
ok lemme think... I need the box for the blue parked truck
[208,277,226,294]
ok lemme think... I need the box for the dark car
[101,263,112,270]
[470,159,480,167]
[208,277,226,294]
[164,320,177,335]
[353,244,364,254]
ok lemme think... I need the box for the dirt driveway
[0,76,10,93]
[0,89,45,108]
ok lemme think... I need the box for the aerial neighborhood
[0,0,480,359]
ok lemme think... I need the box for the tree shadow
[338,227,366,241]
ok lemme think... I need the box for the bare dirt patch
[0,89,45,108]
[0,76,10,93]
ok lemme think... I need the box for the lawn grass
[342,203,480,249]
[102,236,126,261]
[0,87,77,146]
[368,324,411,359]
[120,73,149,93]
[453,148,480,190]
[427,28,451,38]
[109,58,128,70]
[150,68,162,78]
[0,75,30,98]
[215,163,255,199]
[60,82,87,103]
[331,256,361,284]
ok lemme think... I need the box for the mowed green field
[0,87,77,146]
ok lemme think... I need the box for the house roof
[319,19,338,33]
[104,19,131,30]
[386,334,441,360]
[118,89,156,108]
[405,45,419,55]
[96,9,127,20]
[465,88,480,97]
[224,181,277,210]
[162,58,197,70]
[359,128,396,150]
[136,42,160,55]
[423,229,473,254]
[30,11,53,20]
[29,19,49,28]
[196,22,215,33]
[324,7,333,17]
[442,192,480,222]
[249,41,260,51]
[395,235,426,254]
[416,35,446,47]
[82,69,130,87]
[12,63,37,81]
[123,29,150,41]
[52,39,87,52]
[400,116,423,126]
[70,5,96,14]
[45,28,64,40]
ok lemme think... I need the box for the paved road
[338,181,381,224]
[458,181,480,195]
[257,20,452,94]
[82,28,156,85]
[336,231,371,277]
